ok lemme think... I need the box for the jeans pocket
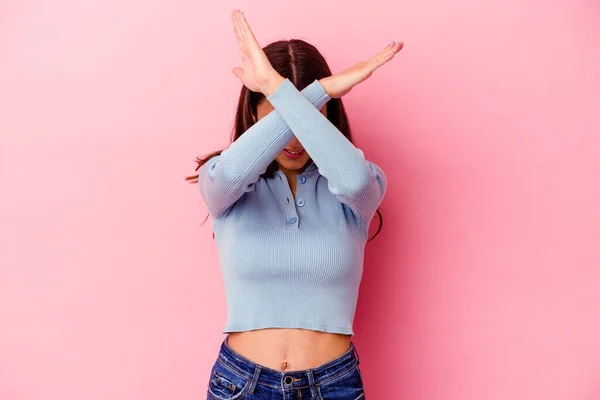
[317,364,365,400]
[207,358,250,400]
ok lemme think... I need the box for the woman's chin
[276,157,310,172]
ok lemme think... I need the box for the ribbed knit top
[198,78,387,336]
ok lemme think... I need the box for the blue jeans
[206,334,366,400]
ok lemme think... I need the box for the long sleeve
[199,80,331,219]
[267,78,387,229]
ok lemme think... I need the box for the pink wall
[1,0,599,399]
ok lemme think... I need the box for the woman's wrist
[261,74,286,97]
[319,77,334,98]
[319,76,349,99]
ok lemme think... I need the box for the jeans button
[284,376,293,385]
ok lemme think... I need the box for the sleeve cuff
[271,78,331,110]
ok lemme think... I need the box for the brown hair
[186,39,383,241]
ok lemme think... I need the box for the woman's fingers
[232,10,260,52]
[232,10,243,46]
[238,11,257,41]
[374,41,402,62]
[232,10,249,52]
[367,41,403,71]
[367,42,393,63]
[232,15,248,64]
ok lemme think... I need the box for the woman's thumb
[232,67,243,80]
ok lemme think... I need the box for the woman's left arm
[267,78,387,228]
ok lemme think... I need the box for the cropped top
[198,78,387,335]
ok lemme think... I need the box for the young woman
[188,9,402,400]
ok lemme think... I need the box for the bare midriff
[226,328,352,372]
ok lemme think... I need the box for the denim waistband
[217,334,361,391]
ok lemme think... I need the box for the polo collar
[303,161,319,175]
[275,161,319,179]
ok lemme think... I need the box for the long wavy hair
[186,39,383,242]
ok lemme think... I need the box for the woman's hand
[231,9,284,96]
[230,9,403,98]
[320,41,404,98]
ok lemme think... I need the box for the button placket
[278,171,299,230]
[295,174,306,210]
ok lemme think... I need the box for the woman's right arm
[199,80,330,219]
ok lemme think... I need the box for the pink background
[1,0,599,399]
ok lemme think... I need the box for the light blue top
[198,78,387,335]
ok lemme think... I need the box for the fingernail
[389,40,395,45]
